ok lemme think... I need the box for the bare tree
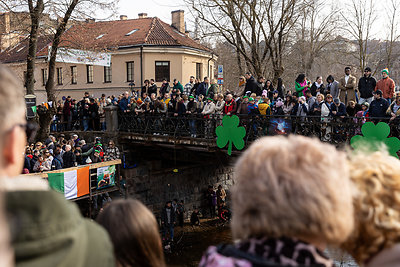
[186,0,298,82]
[294,0,338,77]
[340,0,376,74]
[26,0,44,95]
[384,0,400,69]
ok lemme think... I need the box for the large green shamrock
[350,122,400,157]
[216,115,246,155]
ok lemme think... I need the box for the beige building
[0,11,216,102]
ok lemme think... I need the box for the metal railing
[50,112,400,146]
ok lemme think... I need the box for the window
[125,29,138,36]
[71,66,77,84]
[104,65,112,83]
[57,67,63,85]
[126,61,134,82]
[155,61,170,82]
[196,63,202,80]
[86,65,93,83]
[41,68,47,86]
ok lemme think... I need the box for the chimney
[171,10,185,34]
[138,13,147,19]
[120,15,128,20]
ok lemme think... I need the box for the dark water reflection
[166,222,358,267]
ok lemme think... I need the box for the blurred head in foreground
[232,135,354,246]
[342,150,400,266]
[97,199,166,267]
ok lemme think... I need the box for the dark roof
[0,35,51,63]
[0,17,212,63]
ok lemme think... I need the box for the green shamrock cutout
[216,115,246,155]
[350,121,400,157]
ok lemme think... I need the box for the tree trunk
[26,0,44,95]
[40,0,79,134]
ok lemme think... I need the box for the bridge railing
[49,111,400,146]
[117,113,400,145]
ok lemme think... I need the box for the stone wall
[122,160,235,219]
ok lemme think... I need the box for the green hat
[249,97,255,101]
[382,68,389,75]
[189,95,195,99]
[207,97,213,100]
[243,96,249,99]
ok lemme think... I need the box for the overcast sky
[113,0,396,40]
[117,0,190,25]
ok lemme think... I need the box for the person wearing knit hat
[375,68,395,104]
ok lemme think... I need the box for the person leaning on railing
[387,95,400,122]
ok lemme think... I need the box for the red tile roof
[0,17,212,63]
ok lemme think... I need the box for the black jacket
[369,98,389,118]
[310,83,325,96]
[358,75,377,99]
[245,76,262,96]
[148,84,157,96]
[62,151,76,168]
[161,206,175,224]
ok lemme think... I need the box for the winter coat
[148,84,157,96]
[375,77,396,99]
[197,82,209,96]
[369,98,390,118]
[118,97,129,112]
[326,81,340,99]
[215,100,225,115]
[202,101,216,116]
[4,176,115,267]
[331,103,347,117]
[223,99,237,115]
[258,102,271,115]
[161,206,175,224]
[173,82,184,94]
[358,75,377,99]
[245,76,261,95]
[187,100,197,114]
[295,81,308,97]
[199,237,333,267]
[339,75,357,92]
[62,151,76,168]
[160,83,170,95]
[207,84,218,98]
[237,102,249,115]
[310,82,325,96]
[387,101,400,116]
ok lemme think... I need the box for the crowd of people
[4,63,400,267]
[50,67,400,135]
[23,133,120,173]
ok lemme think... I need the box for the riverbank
[165,219,231,267]
[164,218,358,267]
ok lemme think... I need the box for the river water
[165,220,358,267]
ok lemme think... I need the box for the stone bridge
[50,108,396,216]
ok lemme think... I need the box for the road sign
[218,65,223,76]
[217,78,224,85]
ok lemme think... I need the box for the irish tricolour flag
[48,167,90,199]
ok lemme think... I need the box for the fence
[118,113,400,145]
[49,110,400,146]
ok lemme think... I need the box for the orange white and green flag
[48,166,90,199]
